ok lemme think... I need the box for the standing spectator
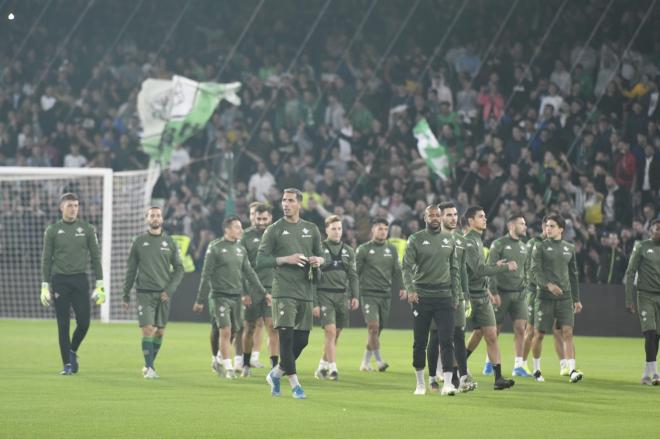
[596,232,627,284]
[613,140,637,191]
[638,145,660,207]
[248,161,275,202]
[604,174,633,227]
[63,144,88,168]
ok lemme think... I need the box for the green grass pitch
[0,319,657,438]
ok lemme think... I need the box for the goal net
[0,166,158,322]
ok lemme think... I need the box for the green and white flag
[413,118,449,181]
[137,75,241,166]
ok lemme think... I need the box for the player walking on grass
[523,225,567,379]
[356,218,405,372]
[41,192,105,375]
[313,215,359,381]
[625,219,660,385]
[403,205,460,396]
[194,216,265,379]
[257,188,323,399]
[471,214,531,378]
[234,202,263,370]
[122,207,184,379]
[426,203,476,393]
[463,206,516,390]
[530,213,583,384]
[241,203,278,375]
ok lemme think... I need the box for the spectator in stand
[604,174,633,228]
[248,161,276,202]
[63,144,88,168]
[595,232,628,284]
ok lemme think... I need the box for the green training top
[241,226,274,292]
[463,229,507,298]
[355,240,403,297]
[452,230,469,300]
[317,239,359,301]
[402,228,459,301]
[42,218,103,282]
[196,238,265,303]
[524,236,543,294]
[256,218,323,302]
[530,238,580,302]
[122,232,184,301]
[487,234,528,294]
[625,239,660,306]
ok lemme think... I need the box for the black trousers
[428,325,468,377]
[278,327,309,375]
[52,274,90,365]
[412,297,454,372]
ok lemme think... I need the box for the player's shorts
[534,298,574,333]
[137,292,170,328]
[211,294,243,333]
[361,295,390,327]
[272,297,313,331]
[318,291,349,328]
[637,291,660,333]
[493,291,528,325]
[244,294,272,322]
[468,296,496,329]
[526,290,537,326]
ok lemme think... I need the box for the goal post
[0,166,158,322]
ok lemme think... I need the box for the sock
[234,355,243,367]
[329,362,337,372]
[373,349,383,364]
[142,336,154,369]
[645,361,657,376]
[288,374,300,388]
[270,355,279,368]
[318,359,329,370]
[514,357,523,368]
[485,354,491,364]
[211,355,217,363]
[251,351,260,362]
[567,359,576,371]
[466,349,473,359]
[560,359,567,370]
[362,350,373,365]
[452,367,458,383]
[493,363,502,380]
[243,352,251,368]
[430,375,437,384]
[223,358,233,371]
[533,358,541,372]
[270,366,284,378]
[436,352,442,377]
[443,371,453,386]
[415,369,425,387]
[153,337,162,362]
[216,352,223,361]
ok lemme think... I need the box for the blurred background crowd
[1,0,659,284]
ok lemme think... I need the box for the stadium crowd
[1,0,659,284]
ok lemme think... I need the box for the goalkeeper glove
[91,280,106,305]
[40,282,51,307]
[464,299,472,319]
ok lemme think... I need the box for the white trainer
[413,385,426,395]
